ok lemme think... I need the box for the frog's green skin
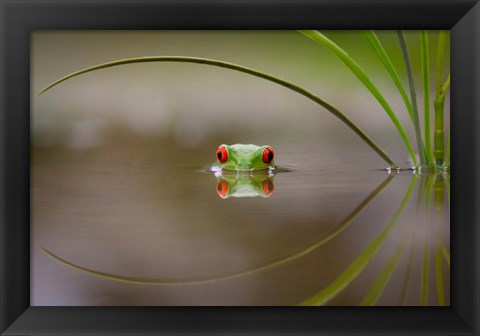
[215,173,274,199]
[214,144,274,171]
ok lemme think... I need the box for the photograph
[31,30,450,306]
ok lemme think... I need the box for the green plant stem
[363,30,414,123]
[420,31,435,166]
[396,31,426,167]
[37,56,396,167]
[298,175,417,306]
[434,98,445,166]
[444,130,450,167]
[434,31,448,166]
[442,74,451,168]
[298,30,417,166]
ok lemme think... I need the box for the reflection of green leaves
[440,239,450,267]
[359,237,408,306]
[435,240,445,306]
[419,237,430,306]
[414,174,450,306]
[37,56,396,167]
[38,175,395,287]
[433,176,447,306]
[418,175,434,306]
[299,175,417,306]
[399,241,415,305]
[298,30,417,166]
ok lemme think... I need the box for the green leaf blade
[298,30,417,166]
[363,30,414,123]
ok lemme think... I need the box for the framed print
[1,0,479,335]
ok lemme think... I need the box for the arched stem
[38,56,396,166]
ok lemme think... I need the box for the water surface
[31,133,450,306]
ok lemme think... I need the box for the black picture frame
[1,0,479,335]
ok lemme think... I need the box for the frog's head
[215,144,275,171]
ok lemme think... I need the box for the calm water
[31,133,450,306]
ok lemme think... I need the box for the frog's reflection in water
[213,171,275,199]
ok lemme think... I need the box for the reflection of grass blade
[420,31,434,166]
[363,30,414,123]
[37,56,396,167]
[434,175,447,306]
[298,30,417,166]
[38,175,395,286]
[359,237,407,306]
[419,238,430,305]
[440,239,450,267]
[434,176,444,211]
[399,241,415,305]
[419,176,434,306]
[445,174,450,208]
[397,31,426,166]
[298,175,417,306]
[435,240,445,306]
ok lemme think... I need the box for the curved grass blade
[363,31,414,123]
[442,73,451,96]
[396,31,426,166]
[38,175,395,286]
[298,30,417,166]
[37,56,396,167]
[420,31,435,166]
[359,236,408,306]
[298,175,417,306]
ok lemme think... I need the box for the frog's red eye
[262,147,274,164]
[262,179,274,196]
[216,179,229,198]
[216,146,228,163]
